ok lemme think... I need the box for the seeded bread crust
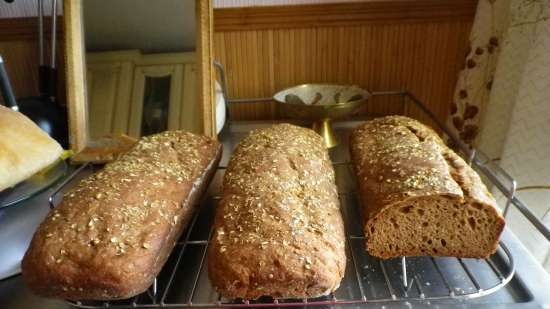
[350,116,505,259]
[22,131,222,300]
[208,124,346,300]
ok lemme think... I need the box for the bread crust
[22,131,221,300]
[208,124,346,299]
[350,116,505,259]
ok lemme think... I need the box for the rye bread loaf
[208,124,346,299]
[350,116,505,259]
[22,131,222,300]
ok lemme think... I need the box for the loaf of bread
[0,105,63,191]
[22,131,222,300]
[208,124,346,299]
[350,116,504,259]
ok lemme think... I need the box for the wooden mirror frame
[63,0,216,153]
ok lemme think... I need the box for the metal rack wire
[56,167,514,308]
[52,90,542,308]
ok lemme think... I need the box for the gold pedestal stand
[274,84,370,148]
[312,118,338,148]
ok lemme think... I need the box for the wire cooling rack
[54,163,515,308]
[54,90,541,308]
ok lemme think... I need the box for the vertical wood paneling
[1,1,474,129]
[0,0,62,19]
[214,0,368,8]
[0,39,65,105]
[214,18,472,122]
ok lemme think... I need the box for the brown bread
[208,124,346,299]
[350,116,504,259]
[22,131,222,300]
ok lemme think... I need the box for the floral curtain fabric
[453,0,550,271]
[486,0,550,271]
[447,0,511,145]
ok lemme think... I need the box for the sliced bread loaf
[350,116,505,259]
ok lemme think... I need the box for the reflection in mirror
[83,0,199,140]
[142,76,171,136]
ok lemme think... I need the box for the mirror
[83,0,198,139]
[63,0,215,155]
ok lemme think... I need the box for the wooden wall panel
[214,1,475,122]
[0,17,65,106]
[214,0,367,8]
[1,1,474,127]
[0,39,66,105]
[0,0,62,19]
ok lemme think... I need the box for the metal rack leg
[503,181,517,218]
[401,256,408,288]
[414,274,426,299]
[146,277,158,303]
[468,149,476,166]
[379,260,397,300]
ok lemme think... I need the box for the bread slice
[0,105,63,191]
[350,116,505,259]
[71,134,138,164]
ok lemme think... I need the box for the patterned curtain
[453,0,550,271]
[447,0,511,146]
